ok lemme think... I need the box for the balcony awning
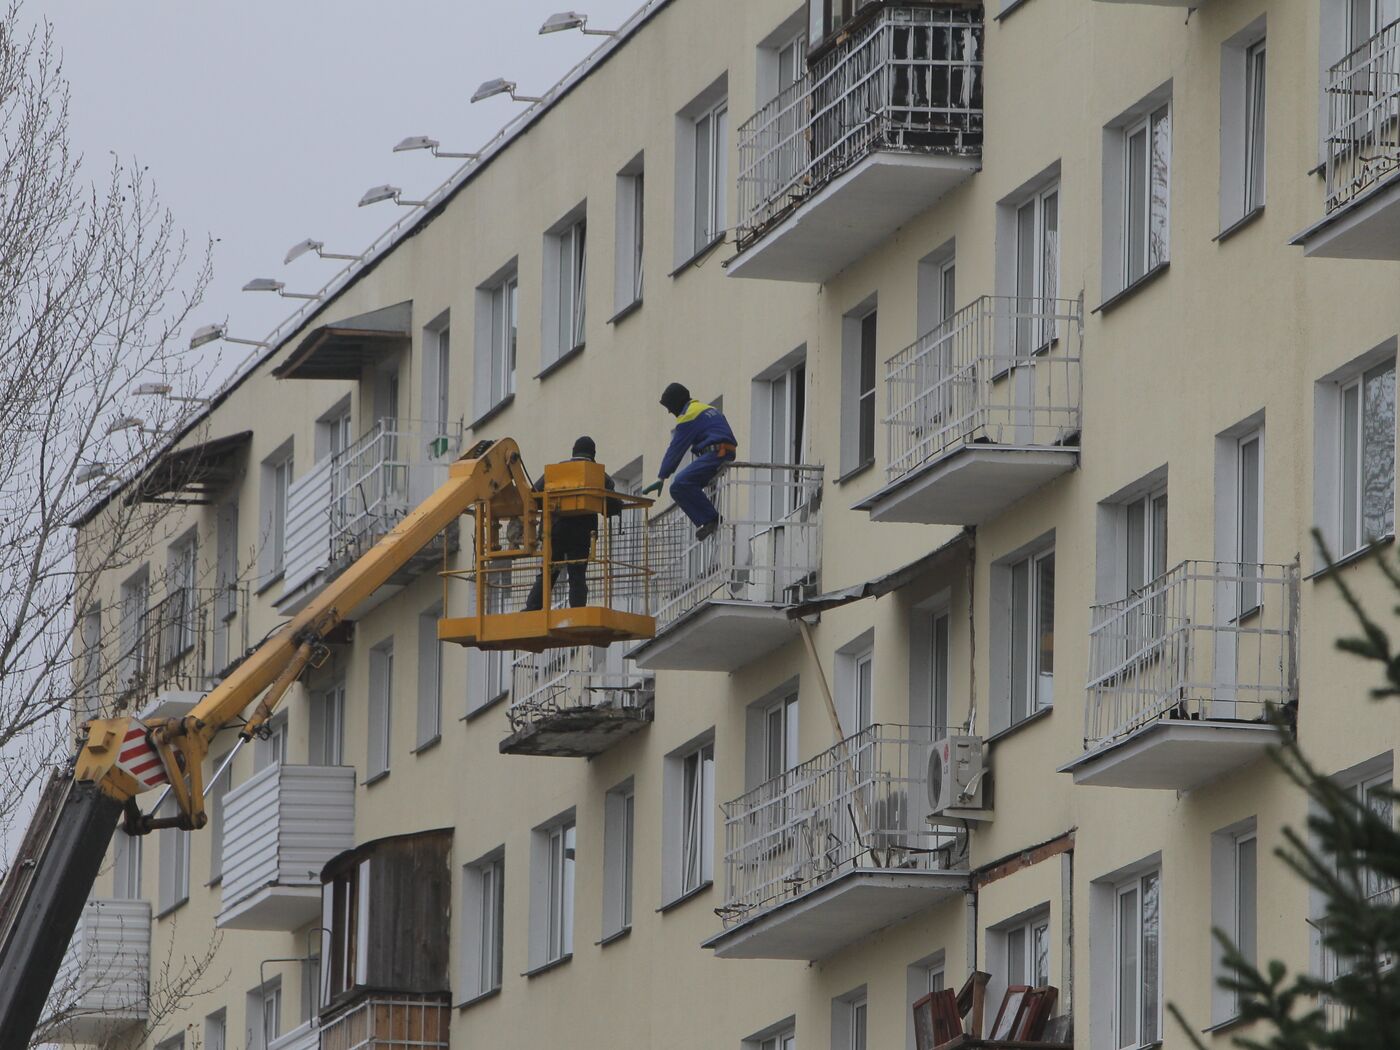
[124,430,251,507]
[786,530,970,619]
[273,301,412,380]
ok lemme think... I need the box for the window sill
[994,0,1034,21]
[657,879,712,914]
[984,705,1053,747]
[155,897,188,920]
[669,234,726,277]
[462,691,509,723]
[1306,534,1395,581]
[1213,205,1265,244]
[608,299,643,326]
[362,770,390,788]
[536,343,586,382]
[597,925,632,948]
[206,875,223,889]
[468,394,515,432]
[412,734,442,756]
[1093,261,1170,316]
[254,571,285,598]
[836,460,875,487]
[1202,1015,1254,1036]
[457,986,501,1011]
[523,953,573,979]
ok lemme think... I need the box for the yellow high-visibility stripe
[677,400,713,424]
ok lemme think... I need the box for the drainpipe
[961,529,977,735]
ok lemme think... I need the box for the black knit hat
[572,435,597,460]
[660,382,691,416]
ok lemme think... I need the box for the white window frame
[119,566,151,689]
[693,97,729,251]
[1113,869,1162,1050]
[460,850,505,1002]
[1121,104,1171,288]
[204,1010,227,1050]
[530,814,576,969]
[208,752,232,884]
[1339,361,1397,555]
[367,641,394,782]
[254,711,287,773]
[311,681,346,766]
[1210,823,1258,1023]
[603,780,636,940]
[1237,431,1264,613]
[762,693,800,782]
[1125,487,1169,597]
[615,160,645,313]
[747,1022,797,1050]
[271,453,293,577]
[157,797,190,916]
[1007,547,1055,726]
[1242,40,1267,214]
[1003,912,1052,988]
[432,323,451,430]
[680,743,714,896]
[416,606,443,751]
[114,829,142,899]
[1014,183,1059,352]
[544,212,587,366]
[166,530,199,662]
[854,649,874,733]
[79,602,102,721]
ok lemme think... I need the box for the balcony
[279,419,462,614]
[38,899,150,1044]
[857,297,1082,525]
[729,5,983,283]
[218,763,355,930]
[704,724,965,961]
[629,463,822,673]
[1293,20,1400,259]
[116,584,251,713]
[500,646,653,757]
[318,995,449,1050]
[1060,561,1297,791]
[270,1021,320,1050]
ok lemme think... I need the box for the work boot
[695,518,720,541]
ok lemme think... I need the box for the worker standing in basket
[525,436,617,610]
[642,382,737,540]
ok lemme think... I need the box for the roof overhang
[785,531,971,619]
[123,430,251,507]
[273,302,413,380]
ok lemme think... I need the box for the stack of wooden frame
[912,972,1069,1050]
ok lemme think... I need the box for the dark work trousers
[669,449,735,527]
[524,517,595,610]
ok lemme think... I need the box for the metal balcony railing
[1319,880,1398,1032]
[1083,560,1299,750]
[328,418,463,565]
[884,296,1083,482]
[737,4,983,246]
[114,584,251,708]
[717,724,958,927]
[1325,18,1400,212]
[648,463,823,633]
[507,646,651,734]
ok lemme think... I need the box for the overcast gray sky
[32,0,643,387]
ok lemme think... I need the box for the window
[615,159,645,313]
[766,358,807,469]
[763,693,800,783]
[311,681,346,766]
[835,632,876,736]
[1211,820,1258,1023]
[204,1010,227,1050]
[157,796,190,915]
[254,712,287,773]
[530,815,576,968]
[1006,913,1052,988]
[854,650,874,732]
[840,302,878,474]
[301,954,321,1022]
[461,850,505,1001]
[208,752,232,883]
[317,400,353,461]
[664,735,715,903]
[118,566,150,689]
[475,268,519,417]
[78,603,101,721]
[165,531,198,661]
[156,1036,185,1050]
[918,242,957,336]
[259,444,294,580]
[1237,432,1263,612]
[114,829,141,898]
[434,326,451,427]
[1102,88,1170,299]
[1114,870,1162,1049]
[1125,489,1169,597]
[694,98,729,250]
[832,990,868,1050]
[214,500,239,671]
[1339,361,1396,553]
[247,979,282,1050]
[1007,548,1055,725]
[906,952,946,1050]
[368,641,394,781]
[1240,39,1267,216]
[416,606,443,750]
[323,858,371,998]
[750,1024,797,1050]
[544,210,587,366]
[603,781,635,940]
[1014,185,1059,351]
[925,610,951,729]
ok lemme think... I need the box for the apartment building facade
[50,0,1400,1047]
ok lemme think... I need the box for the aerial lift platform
[0,438,655,1045]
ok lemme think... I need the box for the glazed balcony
[630,463,822,673]
[729,5,982,282]
[37,899,150,1044]
[1059,561,1297,791]
[1294,19,1400,258]
[704,724,964,961]
[857,296,1082,525]
[500,646,654,757]
[217,763,356,930]
[278,418,462,613]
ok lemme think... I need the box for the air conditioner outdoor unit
[926,734,991,825]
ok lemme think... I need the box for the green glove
[642,480,664,496]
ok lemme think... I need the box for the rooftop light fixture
[105,416,146,435]
[471,78,543,104]
[539,11,617,35]
[131,382,210,404]
[189,323,267,350]
[242,277,318,300]
[357,184,429,208]
[393,136,480,160]
[284,238,361,265]
[75,463,112,485]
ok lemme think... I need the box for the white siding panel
[282,457,334,592]
[42,898,150,1040]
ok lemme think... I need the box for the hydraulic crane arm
[0,437,534,1045]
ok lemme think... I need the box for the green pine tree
[1170,535,1400,1049]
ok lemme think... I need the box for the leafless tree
[0,0,217,841]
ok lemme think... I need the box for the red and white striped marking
[116,726,169,791]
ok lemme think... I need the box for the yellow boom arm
[74,438,535,832]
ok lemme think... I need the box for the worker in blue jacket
[642,382,737,540]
